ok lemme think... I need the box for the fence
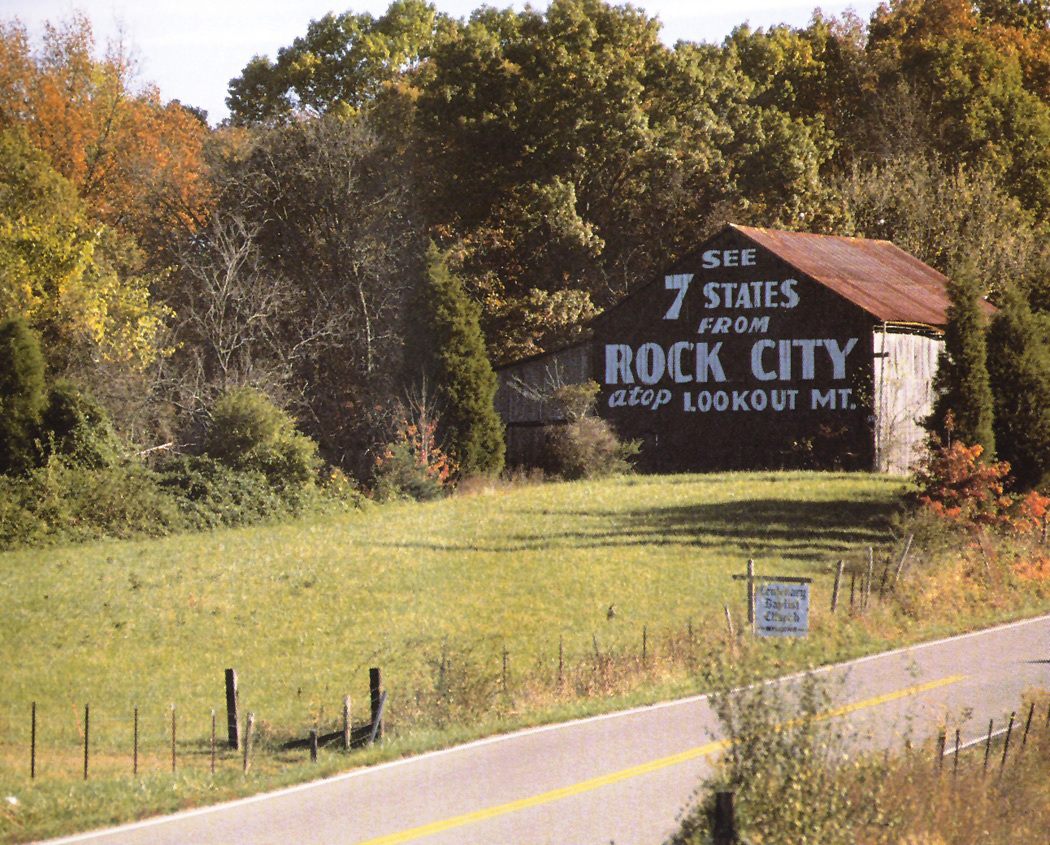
[24,667,386,781]
[12,544,920,785]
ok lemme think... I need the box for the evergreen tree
[415,244,505,478]
[986,288,1050,488]
[930,270,997,457]
[0,316,46,474]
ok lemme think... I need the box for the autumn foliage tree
[0,128,168,369]
[0,14,213,261]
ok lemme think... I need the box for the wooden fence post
[642,625,648,664]
[893,534,915,584]
[713,791,737,845]
[369,692,387,746]
[133,707,139,777]
[849,572,856,611]
[1021,702,1035,750]
[865,547,874,610]
[310,729,318,763]
[211,709,216,774]
[936,731,946,775]
[343,696,352,751]
[558,636,564,688]
[1000,712,1016,771]
[30,702,36,780]
[953,728,960,778]
[370,668,383,741]
[83,704,90,781]
[831,560,844,613]
[225,668,240,750]
[983,718,994,774]
[242,712,255,774]
[171,705,177,774]
[746,559,755,631]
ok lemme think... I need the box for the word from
[755,582,810,637]
[697,315,770,335]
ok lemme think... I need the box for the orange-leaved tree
[0,14,213,259]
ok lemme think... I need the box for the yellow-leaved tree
[0,128,168,369]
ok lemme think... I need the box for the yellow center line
[357,674,967,845]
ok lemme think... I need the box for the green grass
[3,469,1045,842]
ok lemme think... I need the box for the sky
[2,0,882,124]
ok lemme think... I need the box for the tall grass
[672,678,1050,845]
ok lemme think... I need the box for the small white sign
[755,582,809,637]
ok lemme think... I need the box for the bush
[372,416,454,501]
[0,458,183,550]
[204,388,320,489]
[39,380,121,469]
[542,382,640,480]
[0,316,47,475]
[913,437,1012,526]
[156,455,290,529]
[671,672,894,845]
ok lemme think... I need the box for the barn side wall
[495,344,593,467]
[873,328,942,474]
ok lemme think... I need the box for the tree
[226,0,444,124]
[930,269,997,457]
[986,287,1050,488]
[413,0,834,357]
[837,153,1050,298]
[0,15,213,262]
[0,128,168,370]
[866,0,1050,216]
[412,244,504,477]
[196,114,425,473]
[0,316,46,474]
[165,213,313,410]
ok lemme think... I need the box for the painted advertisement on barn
[595,229,874,472]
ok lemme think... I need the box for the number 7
[663,274,693,320]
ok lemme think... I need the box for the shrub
[672,672,894,845]
[372,416,454,501]
[156,455,290,529]
[204,387,320,489]
[0,316,47,474]
[542,382,640,480]
[913,437,1012,525]
[0,458,183,550]
[38,380,121,468]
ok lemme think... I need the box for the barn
[496,224,964,474]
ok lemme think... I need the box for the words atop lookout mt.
[602,249,862,414]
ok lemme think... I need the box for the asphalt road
[48,614,1050,845]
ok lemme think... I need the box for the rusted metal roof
[732,224,966,328]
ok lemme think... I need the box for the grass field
[2,469,1046,841]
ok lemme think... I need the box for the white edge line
[41,611,1050,844]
